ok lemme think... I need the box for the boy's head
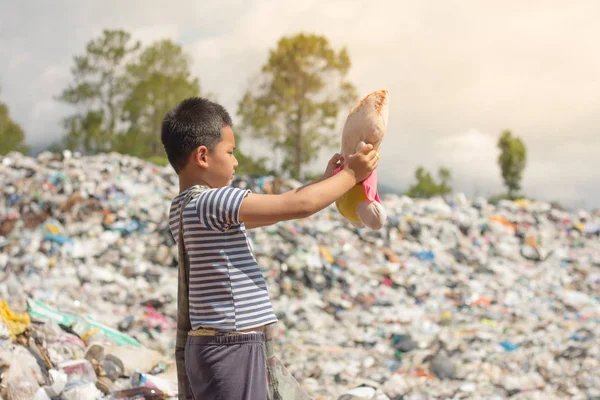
[161,97,239,188]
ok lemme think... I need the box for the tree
[237,33,357,180]
[121,39,200,157]
[437,166,452,195]
[0,88,29,155]
[497,130,527,199]
[233,132,273,176]
[53,29,262,168]
[57,29,140,153]
[405,166,453,198]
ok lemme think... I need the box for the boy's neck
[179,175,210,193]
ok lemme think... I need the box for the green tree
[237,33,357,180]
[121,39,200,157]
[0,88,29,155]
[497,130,527,199]
[54,29,262,168]
[405,166,453,198]
[437,166,452,196]
[62,110,103,153]
[57,29,140,153]
[233,132,273,176]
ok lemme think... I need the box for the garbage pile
[1,151,599,400]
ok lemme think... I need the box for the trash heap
[1,151,599,400]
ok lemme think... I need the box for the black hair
[161,97,233,173]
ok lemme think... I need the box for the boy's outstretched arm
[239,144,378,226]
[243,153,345,229]
[243,222,273,229]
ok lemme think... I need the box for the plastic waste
[59,359,98,391]
[4,345,44,399]
[1,151,599,399]
[337,386,391,400]
[0,299,31,339]
[499,340,519,352]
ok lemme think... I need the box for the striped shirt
[168,185,278,332]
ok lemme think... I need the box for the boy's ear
[194,145,210,168]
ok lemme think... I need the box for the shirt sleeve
[196,186,250,232]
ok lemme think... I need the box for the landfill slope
[0,151,599,400]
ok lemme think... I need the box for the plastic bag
[5,346,44,400]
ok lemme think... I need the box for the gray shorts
[185,325,312,400]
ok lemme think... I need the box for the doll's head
[340,90,389,157]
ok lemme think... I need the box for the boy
[161,97,379,400]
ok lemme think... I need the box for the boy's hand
[323,153,344,179]
[344,142,378,183]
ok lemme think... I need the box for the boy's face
[204,126,239,188]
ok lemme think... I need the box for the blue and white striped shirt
[169,185,278,332]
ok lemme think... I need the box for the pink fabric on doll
[332,165,381,203]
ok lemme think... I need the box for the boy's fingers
[365,149,378,161]
[360,143,374,154]
[371,153,379,166]
[355,144,371,156]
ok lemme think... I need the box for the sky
[1,0,599,208]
